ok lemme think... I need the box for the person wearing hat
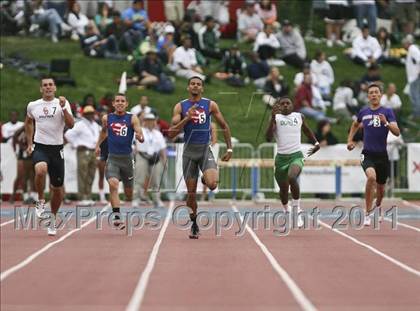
[276,19,307,69]
[198,16,222,60]
[157,24,176,64]
[134,113,167,208]
[64,105,101,206]
[350,24,382,67]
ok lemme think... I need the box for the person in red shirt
[294,73,329,122]
[156,115,169,138]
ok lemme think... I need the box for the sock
[39,199,45,204]
[190,213,197,223]
[31,192,38,200]
[99,189,106,201]
[292,199,300,209]
[282,204,289,211]
[113,207,121,220]
[23,192,29,200]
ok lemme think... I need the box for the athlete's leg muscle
[288,164,302,200]
[34,162,48,200]
[108,177,120,208]
[203,168,218,191]
[365,168,377,213]
[49,185,63,215]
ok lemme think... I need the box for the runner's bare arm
[347,119,361,151]
[132,114,144,143]
[266,110,277,142]
[378,113,400,136]
[168,103,194,139]
[12,125,25,152]
[211,122,218,146]
[59,96,74,129]
[25,116,34,155]
[210,101,232,161]
[301,114,320,157]
[95,114,108,156]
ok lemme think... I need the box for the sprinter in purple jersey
[95,93,144,230]
[168,76,233,239]
[347,84,400,226]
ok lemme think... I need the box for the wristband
[314,142,320,146]
[384,122,389,127]
[227,148,233,153]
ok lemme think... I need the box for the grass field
[0,35,413,145]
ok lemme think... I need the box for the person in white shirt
[237,2,264,42]
[64,105,100,205]
[387,131,404,188]
[254,24,280,60]
[25,77,75,236]
[130,95,152,123]
[134,113,167,208]
[67,1,90,40]
[170,35,205,81]
[333,80,358,120]
[351,24,382,67]
[380,83,402,114]
[310,50,334,98]
[276,20,307,69]
[1,110,24,142]
[403,35,420,118]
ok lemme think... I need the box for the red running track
[1,200,419,310]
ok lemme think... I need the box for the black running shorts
[32,143,65,187]
[360,151,390,185]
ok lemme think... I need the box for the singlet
[107,113,134,155]
[180,97,211,145]
[275,112,302,154]
[26,98,72,145]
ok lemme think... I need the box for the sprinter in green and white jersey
[266,97,320,227]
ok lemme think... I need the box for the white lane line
[232,204,317,311]
[126,201,174,311]
[318,219,420,277]
[403,200,420,211]
[0,219,14,227]
[1,206,108,282]
[384,218,420,233]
